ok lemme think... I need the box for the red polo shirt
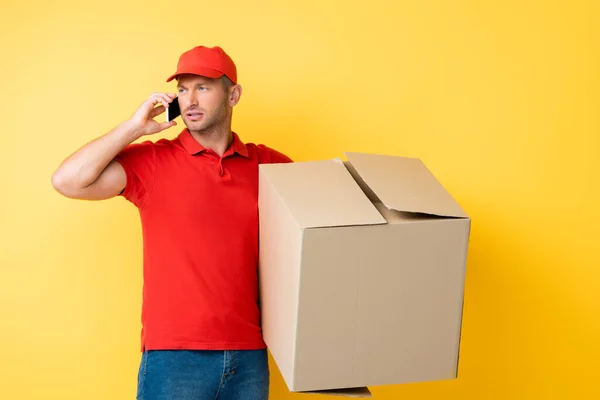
[114,129,292,351]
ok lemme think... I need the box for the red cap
[166,46,237,84]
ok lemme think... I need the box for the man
[51,45,292,400]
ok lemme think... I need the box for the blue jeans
[136,349,269,400]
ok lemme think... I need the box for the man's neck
[189,125,233,157]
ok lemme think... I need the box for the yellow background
[1,0,598,399]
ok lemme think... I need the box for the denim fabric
[136,349,269,400]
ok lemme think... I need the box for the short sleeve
[256,145,293,164]
[114,141,157,208]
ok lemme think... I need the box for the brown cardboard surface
[258,153,471,396]
[257,160,386,229]
[345,152,468,218]
[258,166,303,390]
[291,220,469,390]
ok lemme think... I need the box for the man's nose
[180,94,197,110]
[187,93,199,107]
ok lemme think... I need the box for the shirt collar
[178,129,249,158]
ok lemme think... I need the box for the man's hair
[221,75,234,91]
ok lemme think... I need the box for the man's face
[176,74,230,134]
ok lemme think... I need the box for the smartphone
[166,98,181,122]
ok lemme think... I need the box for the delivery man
[51,45,292,400]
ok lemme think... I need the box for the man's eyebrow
[177,81,211,89]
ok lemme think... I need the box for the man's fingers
[150,105,166,118]
[136,93,177,121]
[148,93,174,109]
[161,95,171,108]
[158,121,177,131]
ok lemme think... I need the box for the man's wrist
[119,120,144,142]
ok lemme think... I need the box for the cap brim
[166,67,225,82]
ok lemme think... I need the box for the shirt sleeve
[256,144,293,164]
[113,141,157,208]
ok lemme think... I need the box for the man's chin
[183,121,206,132]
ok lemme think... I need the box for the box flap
[345,152,468,218]
[302,387,372,398]
[259,160,386,229]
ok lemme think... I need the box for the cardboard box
[258,152,470,397]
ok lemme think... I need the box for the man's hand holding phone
[128,92,178,138]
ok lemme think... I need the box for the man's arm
[51,92,177,200]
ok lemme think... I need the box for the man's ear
[229,84,242,106]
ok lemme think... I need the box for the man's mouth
[186,111,204,121]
